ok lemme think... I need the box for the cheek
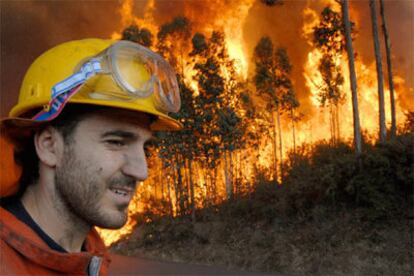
[88,151,124,178]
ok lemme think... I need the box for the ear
[34,127,64,167]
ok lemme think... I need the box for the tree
[379,0,397,137]
[281,86,301,156]
[254,37,278,182]
[191,31,245,200]
[369,0,386,143]
[157,16,192,76]
[151,17,198,219]
[341,0,362,156]
[156,77,199,220]
[313,7,346,144]
[122,24,153,48]
[254,36,293,183]
[274,48,300,168]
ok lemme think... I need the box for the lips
[109,186,133,196]
[108,185,135,206]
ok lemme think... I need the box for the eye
[105,140,126,147]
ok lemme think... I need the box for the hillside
[110,133,414,275]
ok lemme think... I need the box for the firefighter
[0,39,181,275]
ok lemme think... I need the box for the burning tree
[253,36,298,182]
[369,0,386,143]
[313,7,346,145]
[157,16,192,76]
[275,48,301,157]
[379,0,397,138]
[191,31,246,201]
[340,0,362,157]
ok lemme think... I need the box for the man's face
[53,111,152,229]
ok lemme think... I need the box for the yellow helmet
[6,38,182,131]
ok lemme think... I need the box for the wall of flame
[1,0,412,246]
[97,0,413,246]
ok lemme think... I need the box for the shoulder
[0,238,31,275]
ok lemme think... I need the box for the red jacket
[0,207,111,275]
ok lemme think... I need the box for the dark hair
[13,104,106,196]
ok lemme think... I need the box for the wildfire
[98,0,413,246]
[302,0,408,143]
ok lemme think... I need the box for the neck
[21,177,91,253]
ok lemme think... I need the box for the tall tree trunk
[379,0,396,137]
[341,0,362,156]
[188,159,196,223]
[229,151,234,196]
[290,108,296,155]
[271,110,278,182]
[224,151,232,200]
[172,163,180,215]
[369,0,387,143]
[276,105,283,182]
[167,172,174,217]
[336,103,341,142]
[329,104,335,145]
[204,164,210,207]
[212,166,218,203]
[175,154,186,216]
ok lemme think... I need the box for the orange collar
[0,207,110,274]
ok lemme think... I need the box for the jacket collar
[0,207,110,274]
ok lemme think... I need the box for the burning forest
[1,0,412,274]
[95,0,414,249]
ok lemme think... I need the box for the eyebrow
[101,130,138,140]
[101,130,153,142]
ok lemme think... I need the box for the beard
[54,144,136,229]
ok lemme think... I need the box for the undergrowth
[111,133,414,276]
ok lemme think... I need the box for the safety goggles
[33,41,181,121]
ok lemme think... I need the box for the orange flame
[98,0,413,246]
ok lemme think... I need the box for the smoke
[1,0,413,118]
[348,0,414,112]
[0,0,120,116]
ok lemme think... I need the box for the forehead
[74,109,153,138]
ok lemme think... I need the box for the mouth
[108,186,135,204]
[110,188,131,196]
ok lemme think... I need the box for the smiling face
[53,110,152,229]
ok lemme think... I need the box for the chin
[92,209,129,229]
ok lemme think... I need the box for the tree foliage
[313,6,347,144]
[157,16,192,74]
[122,24,153,47]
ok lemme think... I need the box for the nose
[121,145,148,182]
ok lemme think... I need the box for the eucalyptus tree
[154,17,197,216]
[253,36,282,182]
[341,0,362,156]
[313,7,346,145]
[191,31,245,201]
[157,16,192,76]
[379,0,396,137]
[274,48,300,159]
[156,78,199,219]
[369,0,386,143]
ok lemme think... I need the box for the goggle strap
[32,84,81,121]
[32,59,103,121]
[51,59,102,99]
